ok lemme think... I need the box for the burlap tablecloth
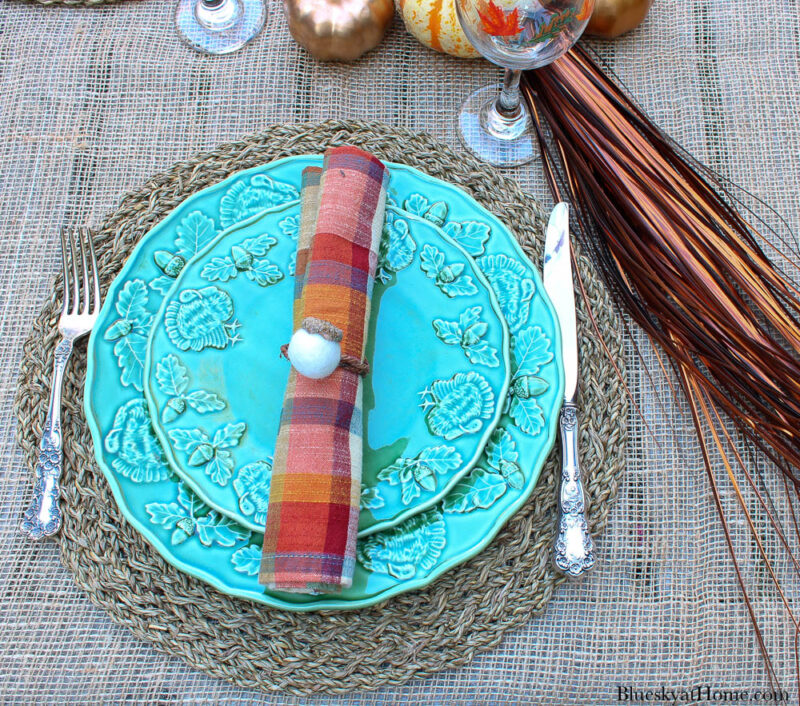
[1,0,798,702]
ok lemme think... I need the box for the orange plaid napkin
[260,147,388,593]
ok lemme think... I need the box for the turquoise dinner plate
[143,202,511,535]
[85,156,564,610]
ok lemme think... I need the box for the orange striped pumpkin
[396,0,480,58]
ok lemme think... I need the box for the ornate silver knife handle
[20,338,73,539]
[553,402,595,578]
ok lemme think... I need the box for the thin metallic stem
[497,69,522,116]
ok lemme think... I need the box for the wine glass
[456,0,594,166]
[176,0,267,55]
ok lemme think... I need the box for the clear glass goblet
[456,0,594,166]
[176,0,267,56]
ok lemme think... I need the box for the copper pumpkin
[586,0,653,39]
[286,0,395,61]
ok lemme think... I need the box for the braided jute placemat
[14,121,628,694]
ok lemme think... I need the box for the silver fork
[20,227,100,540]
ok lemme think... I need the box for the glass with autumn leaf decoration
[456,0,594,166]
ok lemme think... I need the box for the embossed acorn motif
[145,482,250,547]
[168,421,247,486]
[498,459,524,488]
[154,353,226,424]
[479,254,535,332]
[103,319,132,341]
[200,234,282,288]
[505,326,554,436]
[154,250,187,278]
[104,279,152,344]
[437,264,460,285]
[231,245,255,271]
[511,374,549,400]
[164,286,239,352]
[356,508,447,579]
[219,175,299,228]
[104,279,154,391]
[420,371,495,440]
[104,399,171,483]
[402,194,450,227]
[442,426,523,514]
[422,201,448,226]
[376,445,462,506]
[173,516,196,544]
[419,243,478,297]
[149,236,202,296]
[432,306,499,367]
[163,397,187,423]
[486,427,524,491]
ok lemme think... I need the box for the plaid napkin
[260,147,389,593]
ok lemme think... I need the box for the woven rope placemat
[14,121,627,695]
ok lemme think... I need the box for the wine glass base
[457,84,537,167]
[176,0,267,56]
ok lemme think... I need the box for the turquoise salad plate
[143,202,511,536]
[84,155,564,611]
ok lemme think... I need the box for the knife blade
[543,201,578,403]
[542,202,595,579]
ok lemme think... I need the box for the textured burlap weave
[1,0,799,702]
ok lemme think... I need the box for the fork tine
[78,228,90,315]
[67,229,80,316]
[58,228,70,316]
[86,228,101,315]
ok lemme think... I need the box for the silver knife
[543,202,595,579]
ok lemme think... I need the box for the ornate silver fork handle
[20,226,100,539]
[553,403,595,578]
[20,337,75,539]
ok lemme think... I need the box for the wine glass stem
[195,0,241,30]
[497,69,523,117]
[482,68,528,142]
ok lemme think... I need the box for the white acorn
[287,325,342,379]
